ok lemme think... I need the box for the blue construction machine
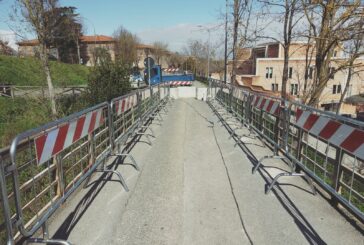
[144,65,194,86]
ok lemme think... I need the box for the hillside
[0,55,89,86]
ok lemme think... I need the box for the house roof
[17,35,115,46]
[80,35,115,43]
[136,44,155,49]
[345,94,364,105]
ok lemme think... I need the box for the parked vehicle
[130,73,146,88]
[144,66,194,86]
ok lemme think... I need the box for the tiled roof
[80,35,115,43]
[18,35,116,46]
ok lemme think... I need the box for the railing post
[229,85,233,111]
[108,103,115,152]
[55,154,65,197]
[0,158,14,245]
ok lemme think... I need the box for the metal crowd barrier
[208,78,364,222]
[0,83,171,244]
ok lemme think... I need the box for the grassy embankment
[0,55,90,147]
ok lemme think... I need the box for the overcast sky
[0,0,227,52]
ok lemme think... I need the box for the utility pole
[224,0,228,83]
[207,29,211,79]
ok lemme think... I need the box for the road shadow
[52,122,152,241]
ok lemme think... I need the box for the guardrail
[208,78,364,223]
[0,83,171,244]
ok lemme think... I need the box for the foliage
[87,58,131,105]
[47,6,83,63]
[0,55,89,86]
[0,97,52,147]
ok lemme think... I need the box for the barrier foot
[252,155,288,174]
[228,126,245,139]
[96,169,129,192]
[112,153,140,171]
[140,126,155,138]
[25,238,72,245]
[265,171,316,195]
[136,132,152,145]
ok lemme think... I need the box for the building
[228,41,364,116]
[17,35,169,68]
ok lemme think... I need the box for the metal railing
[209,78,364,222]
[0,83,171,245]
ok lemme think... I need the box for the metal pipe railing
[208,78,364,222]
[0,82,171,244]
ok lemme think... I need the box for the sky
[0,0,227,52]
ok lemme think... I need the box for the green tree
[47,6,83,63]
[87,57,131,105]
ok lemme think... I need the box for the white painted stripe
[296,111,311,128]
[329,124,354,146]
[309,116,330,136]
[64,120,77,148]
[263,99,270,111]
[81,111,93,138]
[257,97,264,107]
[270,102,279,115]
[353,144,364,160]
[39,128,59,164]
[94,109,102,129]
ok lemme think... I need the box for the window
[290,84,298,95]
[305,67,314,79]
[329,67,335,79]
[288,67,293,79]
[271,83,278,91]
[333,84,341,94]
[266,67,269,79]
[269,67,273,78]
[333,50,337,57]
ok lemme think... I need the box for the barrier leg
[265,172,316,195]
[96,169,129,192]
[112,153,140,171]
[25,222,72,245]
[252,155,289,174]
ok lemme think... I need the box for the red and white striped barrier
[35,108,105,165]
[168,81,192,87]
[114,94,138,116]
[296,108,364,160]
[252,95,280,116]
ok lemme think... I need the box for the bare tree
[151,41,168,65]
[16,0,59,116]
[258,0,302,100]
[183,39,209,75]
[336,17,364,114]
[302,0,364,106]
[231,0,254,85]
[113,26,139,66]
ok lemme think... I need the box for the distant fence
[209,79,364,222]
[0,85,88,98]
[0,83,170,244]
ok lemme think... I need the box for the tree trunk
[40,43,57,116]
[281,46,289,100]
[336,66,353,115]
[231,0,240,85]
[76,38,81,64]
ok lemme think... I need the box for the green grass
[0,97,52,147]
[0,55,89,86]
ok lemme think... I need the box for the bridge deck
[48,98,363,245]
